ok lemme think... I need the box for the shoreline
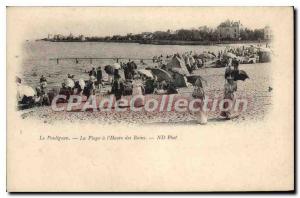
[39,39,268,46]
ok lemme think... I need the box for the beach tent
[168,70,188,88]
[148,68,172,82]
[166,56,190,75]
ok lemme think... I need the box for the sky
[7,7,278,39]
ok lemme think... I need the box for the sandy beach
[20,62,272,125]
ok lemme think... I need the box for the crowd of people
[43,53,240,122]
[17,44,257,124]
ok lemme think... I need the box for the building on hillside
[217,20,243,40]
[264,26,273,40]
[47,34,53,40]
[78,35,86,41]
[141,32,154,39]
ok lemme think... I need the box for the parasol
[17,84,35,99]
[104,65,115,75]
[64,78,75,88]
[113,62,121,69]
[137,69,154,79]
[233,70,249,81]
[186,75,207,85]
[149,68,172,82]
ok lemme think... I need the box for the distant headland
[40,19,272,45]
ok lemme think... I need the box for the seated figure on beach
[166,82,178,94]
[83,76,96,99]
[123,80,133,96]
[35,83,50,106]
[58,82,71,102]
[73,81,83,95]
[144,77,157,94]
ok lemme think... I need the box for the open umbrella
[113,63,121,69]
[17,84,35,99]
[104,65,115,75]
[64,78,75,88]
[233,70,249,81]
[186,75,207,85]
[138,69,154,79]
[149,68,172,82]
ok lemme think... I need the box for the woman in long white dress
[220,75,237,119]
[192,78,207,125]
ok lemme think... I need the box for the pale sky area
[7,7,279,40]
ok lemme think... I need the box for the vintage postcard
[7,7,294,192]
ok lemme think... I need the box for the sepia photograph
[6,6,294,192]
[15,8,273,125]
